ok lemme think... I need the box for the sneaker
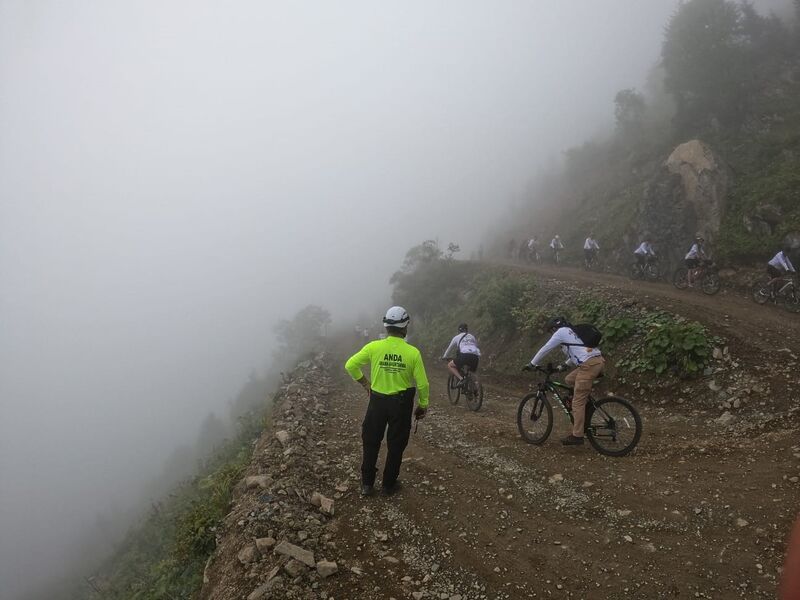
[381,481,403,496]
[361,484,375,497]
[561,435,585,446]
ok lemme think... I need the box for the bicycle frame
[538,380,573,421]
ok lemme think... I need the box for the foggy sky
[1,1,770,597]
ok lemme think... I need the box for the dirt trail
[319,365,799,600]
[493,260,800,355]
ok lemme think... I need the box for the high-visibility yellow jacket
[344,335,430,407]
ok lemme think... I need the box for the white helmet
[383,306,410,329]
[554,234,560,239]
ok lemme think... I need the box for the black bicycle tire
[702,272,721,295]
[585,396,642,457]
[466,376,484,411]
[447,374,460,405]
[516,393,553,445]
[672,267,688,290]
[784,293,800,313]
[752,277,771,305]
[646,263,660,281]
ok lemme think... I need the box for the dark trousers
[361,388,415,488]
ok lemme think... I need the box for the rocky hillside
[495,0,800,272]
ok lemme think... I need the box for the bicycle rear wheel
[585,396,642,457]
[464,374,484,411]
[785,292,800,313]
[701,272,721,295]
[516,392,553,445]
[447,374,460,405]
[672,267,688,290]
[645,263,661,281]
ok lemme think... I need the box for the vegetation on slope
[393,243,715,380]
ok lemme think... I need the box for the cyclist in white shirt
[767,245,797,297]
[634,236,656,268]
[441,323,481,386]
[522,317,604,446]
[684,234,709,287]
[550,235,564,263]
[527,236,540,263]
[583,234,600,266]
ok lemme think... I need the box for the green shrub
[618,312,712,376]
[474,273,536,330]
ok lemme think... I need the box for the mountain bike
[583,251,600,271]
[752,274,800,313]
[447,363,484,411]
[516,363,641,457]
[630,257,660,281]
[552,248,561,265]
[672,260,720,295]
[525,247,542,265]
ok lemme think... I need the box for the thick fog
[1,0,765,597]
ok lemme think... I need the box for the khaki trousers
[564,356,604,437]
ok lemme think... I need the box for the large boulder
[664,140,729,241]
[638,140,729,269]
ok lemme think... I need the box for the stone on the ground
[310,491,323,506]
[255,537,276,553]
[316,560,338,578]
[274,540,315,567]
[276,430,290,446]
[245,475,270,489]
[237,544,258,565]
[736,518,749,527]
[320,496,335,515]
[247,584,270,600]
[284,558,306,578]
[715,411,736,426]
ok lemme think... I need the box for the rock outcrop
[639,139,730,267]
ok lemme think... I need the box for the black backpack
[564,323,602,348]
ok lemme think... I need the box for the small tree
[274,304,331,357]
[662,0,746,127]
[445,242,461,260]
[614,88,646,140]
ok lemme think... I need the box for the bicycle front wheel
[672,267,688,290]
[465,375,484,411]
[785,292,800,314]
[447,374,460,405]
[585,396,642,457]
[752,278,771,305]
[702,272,721,295]
[516,393,553,445]
[629,264,643,280]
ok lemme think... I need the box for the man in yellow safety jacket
[345,306,429,496]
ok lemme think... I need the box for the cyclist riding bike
[527,236,540,263]
[583,234,600,267]
[522,316,604,446]
[634,237,657,267]
[550,235,564,263]
[685,234,710,287]
[441,323,480,387]
[767,245,797,298]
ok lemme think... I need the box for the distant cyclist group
[509,232,797,301]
